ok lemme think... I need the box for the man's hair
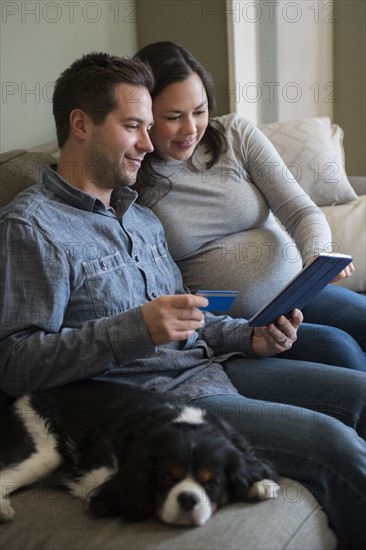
[53,52,154,148]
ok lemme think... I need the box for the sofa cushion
[321,195,366,292]
[0,149,56,208]
[0,479,337,550]
[259,117,358,207]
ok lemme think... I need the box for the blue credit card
[196,290,239,312]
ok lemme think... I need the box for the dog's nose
[177,491,200,511]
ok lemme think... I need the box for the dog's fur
[0,380,279,526]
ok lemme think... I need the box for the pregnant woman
[134,41,365,371]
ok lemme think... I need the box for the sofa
[0,117,365,549]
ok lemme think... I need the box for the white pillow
[330,122,345,168]
[259,117,358,206]
[321,195,366,292]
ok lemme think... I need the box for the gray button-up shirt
[0,166,254,398]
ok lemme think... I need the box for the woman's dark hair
[134,42,227,201]
[53,52,154,148]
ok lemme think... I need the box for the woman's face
[149,72,209,161]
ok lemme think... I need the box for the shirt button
[101,261,107,269]
[134,255,139,262]
[151,292,157,298]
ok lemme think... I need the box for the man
[0,54,365,547]
[0,52,300,398]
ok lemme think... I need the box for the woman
[134,41,365,371]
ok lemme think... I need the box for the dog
[0,380,279,526]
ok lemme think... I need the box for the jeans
[302,285,366,350]
[192,356,366,549]
[280,285,366,371]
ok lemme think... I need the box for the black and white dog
[0,380,279,526]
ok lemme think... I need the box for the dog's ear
[206,412,278,502]
[224,438,278,503]
[120,447,156,521]
[224,449,253,502]
[223,422,278,480]
[221,421,254,456]
[90,447,156,522]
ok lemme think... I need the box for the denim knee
[282,323,365,371]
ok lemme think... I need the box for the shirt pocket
[82,251,135,317]
[150,242,176,294]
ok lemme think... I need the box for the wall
[276,2,334,122]
[135,0,229,115]
[1,0,364,175]
[334,0,365,175]
[226,0,333,124]
[0,0,137,152]
[226,0,365,176]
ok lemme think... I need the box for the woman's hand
[251,308,303,356]
[331,261,355,283]
[304,256,355,283]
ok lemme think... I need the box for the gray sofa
[1,121,365,549]
[0,480,337,550]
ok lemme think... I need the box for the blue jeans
[280,285,366,371]
[192,357,366,549]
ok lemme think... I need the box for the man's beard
[85,147,136,190]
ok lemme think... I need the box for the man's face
[85,84,154,189]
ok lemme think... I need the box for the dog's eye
[204,478,222,497]
[204,479,218,491]
[159,473,174,487]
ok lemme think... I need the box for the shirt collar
[43,164,138,214]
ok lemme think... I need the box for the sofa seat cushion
[1,479,337,550]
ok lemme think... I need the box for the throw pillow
[259,117,358,207]
[321,195,366,293]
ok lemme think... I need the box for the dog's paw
[247,479,280,501]
[0,498,15,522]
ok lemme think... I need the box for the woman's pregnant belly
[177,224,303,319]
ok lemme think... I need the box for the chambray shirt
[0,166,254,398]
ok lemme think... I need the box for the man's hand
[142,295,208,346]
[251,309,303,356]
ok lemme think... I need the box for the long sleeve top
[0,166,254,398]
[143,114,333,317]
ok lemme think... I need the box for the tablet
[248,253,352,327]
